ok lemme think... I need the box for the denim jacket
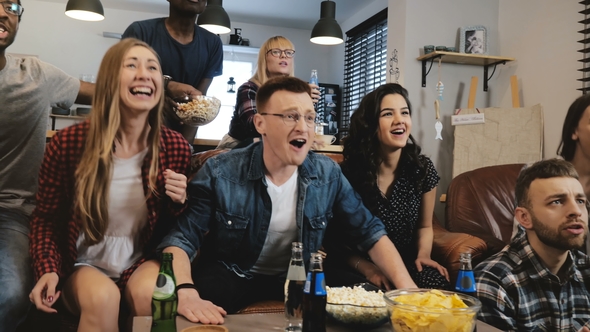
[159,142,387,278]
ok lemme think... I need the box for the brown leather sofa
[444,163,525,269]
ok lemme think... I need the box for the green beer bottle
[151,253,177,332]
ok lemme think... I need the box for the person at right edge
[157,76,417,325]
[474,158,590,332]
[557,93,590,255]
[122,0,223,143]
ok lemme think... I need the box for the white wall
[497,0,580,159]
[221,22,332,85]
[9,0,337,86]
[389,0,500,221]
[10,1,161,78]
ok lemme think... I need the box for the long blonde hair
[75,38,164,245]
[250,36,295,86]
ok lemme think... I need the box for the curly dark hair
[341,83,424,206]
[557,94,590,161]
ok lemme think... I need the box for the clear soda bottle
[455,252,476,296]
[302,252,326,332]
[309,69,319,86]
[151,253,177,332]
[285,242,306,332]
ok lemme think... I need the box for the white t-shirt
[75,148,149,278]
[250,170,299,275]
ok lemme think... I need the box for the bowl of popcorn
[325,283,389,329]
[174,95,221,127]
[384,289,481,332]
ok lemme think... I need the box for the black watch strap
[176,283,197,294]
[163,75,172,91]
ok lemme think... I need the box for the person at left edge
[122,0,223,142]
[0,1,93,331]
[28,38,191,332]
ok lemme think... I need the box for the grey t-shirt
[0,54,79,215]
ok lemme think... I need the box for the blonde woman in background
[217,36,319,149]
[28,38,191,331]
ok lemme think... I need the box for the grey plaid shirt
[474,229,590,332]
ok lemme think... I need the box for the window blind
[341,9,388,138]
[579,0,590,93]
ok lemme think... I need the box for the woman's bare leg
[124,259,160,316]
[61,266,121,332]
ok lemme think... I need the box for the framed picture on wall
[459,26,487,54]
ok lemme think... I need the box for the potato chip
[388,290,477,332]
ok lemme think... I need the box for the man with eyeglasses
[0,1,93,330]
[122,0,223,143]
[157,76,417,324]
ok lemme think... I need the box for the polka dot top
[372,155,440,261]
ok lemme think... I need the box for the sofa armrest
[432,223,487,286]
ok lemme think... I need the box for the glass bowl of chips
[384,288,481,332]
[174,95,221,127]
[325,283,389,329]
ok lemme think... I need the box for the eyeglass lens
[284,112,316,127]
[2,2,23,15]
[268,49,295,58]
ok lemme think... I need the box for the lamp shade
[65,0,104,21]
[197,0,231,35]
[310,0,343,45]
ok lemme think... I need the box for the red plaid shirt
[30,121,191,289]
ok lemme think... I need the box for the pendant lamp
[65,0,104,21]
[197,0,231,35]
[310,0,343,45]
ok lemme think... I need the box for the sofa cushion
[445,163,524,255]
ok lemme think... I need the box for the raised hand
[164,169,188,203]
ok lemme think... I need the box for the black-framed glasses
[260,111,316,127]
[1,1,24,16]
[266,48,296,58]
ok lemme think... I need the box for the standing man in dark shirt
[123,0,223,142]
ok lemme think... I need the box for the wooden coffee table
[134,313,502,332]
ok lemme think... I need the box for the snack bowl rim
[384,288,482,314]
[173,95,221,127]
[326,301,386,309]
[326,283,389,329]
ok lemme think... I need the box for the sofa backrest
[445,163,525,255]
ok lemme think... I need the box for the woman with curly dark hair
[329,83,449,290]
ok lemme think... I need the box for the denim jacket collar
[246,142,319,182]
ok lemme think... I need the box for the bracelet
[176,283,197,294]
[354,258,361,270]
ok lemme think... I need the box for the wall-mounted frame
[459,25,487,54]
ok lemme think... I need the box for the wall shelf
[417,51,515,91]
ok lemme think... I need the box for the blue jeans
[0,208,33,332]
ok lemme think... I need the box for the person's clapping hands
[164,169,187,203]
[177,288,227,324]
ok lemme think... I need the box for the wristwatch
[163,75,172,92]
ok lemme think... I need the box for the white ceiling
[50,0,366,30]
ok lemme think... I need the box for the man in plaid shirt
[474,159,590,332]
